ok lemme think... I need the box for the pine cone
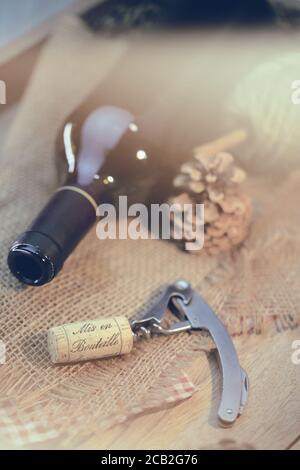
[169,151,252,255]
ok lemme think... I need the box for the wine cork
[48,316,133,364]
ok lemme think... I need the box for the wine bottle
[7,43,207,287]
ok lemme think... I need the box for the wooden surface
[77,330,300,450]
[1,104,299,452]
[291,440,300,450]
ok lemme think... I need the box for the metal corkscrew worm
[48,280,249,427]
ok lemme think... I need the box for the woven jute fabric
[0,17,299,448]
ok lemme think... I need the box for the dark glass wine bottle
[7,36,209,288]
[7,67,193,286]
[8,115,176,285]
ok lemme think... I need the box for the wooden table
[1,109,299,452]
[1,1,300,449]
[78,330,300,450]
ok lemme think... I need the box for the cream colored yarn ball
[227,53,300,173]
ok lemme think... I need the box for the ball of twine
[227,53,300,173]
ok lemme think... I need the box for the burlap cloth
[0,17,299,448]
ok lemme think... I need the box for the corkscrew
[131,280,249,427]
[48,279,248,427]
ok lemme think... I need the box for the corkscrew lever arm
[131,280,249,426]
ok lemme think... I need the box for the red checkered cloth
[0,399,59,447]
[112,372,198,426]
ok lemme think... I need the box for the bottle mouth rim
[8,245,55,286]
